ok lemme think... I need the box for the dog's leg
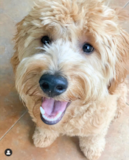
[33,126,59,148]
[79,133,106,160]
[114,82,128,119]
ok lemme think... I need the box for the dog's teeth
[53,112,62,120]
[42,114,51,121]
[42,112,62,122]
[40,107,45,115]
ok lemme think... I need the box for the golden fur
[11,0,129,159]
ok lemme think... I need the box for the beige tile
[0,0,28,140]
[0,0,4,14]
[0,52,26,138]
[0,13,15,40]
[0,86,26,138]
[0,46,5,55]
[2,0,33,23]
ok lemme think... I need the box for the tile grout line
[123,1,129,8]
[0,110,28,141]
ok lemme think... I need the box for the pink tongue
[42,98,68,116]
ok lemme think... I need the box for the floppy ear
[109,8,129,94]
[11,50,19,74]
[11,21,22,74]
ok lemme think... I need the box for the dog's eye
[41,36,51,45]
[82,43,94,54]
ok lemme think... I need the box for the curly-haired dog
[11,0,129,159]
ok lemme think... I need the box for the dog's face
[12,0,129,125]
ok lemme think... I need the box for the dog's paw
[79,136,105,160]
[33,127,58,148]
[33,134,52,148]
[80,145,102,160]
[83,148,101,160]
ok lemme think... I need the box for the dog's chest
[60,96,118,136]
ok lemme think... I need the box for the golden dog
[11,0,129,159]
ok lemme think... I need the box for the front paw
[82,148,101,160]
[79,137,105,160]
[33,127,58,148]
[33,133,51,148]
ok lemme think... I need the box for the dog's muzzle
[39,73,69,125]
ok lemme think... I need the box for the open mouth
[40,98,70,125]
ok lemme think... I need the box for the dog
[11,0,129,159]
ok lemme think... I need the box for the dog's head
[11,0,129,125]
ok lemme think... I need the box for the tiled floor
[0,0,129,160]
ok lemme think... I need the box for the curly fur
[11,0,129,159]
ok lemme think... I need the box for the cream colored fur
[11,0,129,159]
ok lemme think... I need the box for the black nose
[39,74,68,97]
